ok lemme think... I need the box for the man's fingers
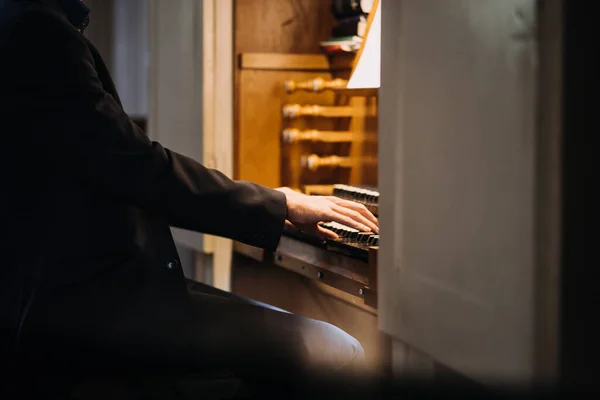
[316,224,339,240]
[284,220,295,229]
[332,205,379,233]
[328,211,371,233]
[332,198,379,226]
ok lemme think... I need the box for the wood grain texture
[235,0,335,54]
[276,236,372,285]
[232,241,265,262]
[348,94,378,185]
[237,70,343,187]
[240,53,342,71]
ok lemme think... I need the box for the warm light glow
[346,0,381,89]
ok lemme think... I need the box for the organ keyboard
[277,184,379,307]
[234,184,380,309]
[333,184,379,216]
[282,185,380,260]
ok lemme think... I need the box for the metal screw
[167,261,175,270]
[317,271,323,279]
[359,288,364,296]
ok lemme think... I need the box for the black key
[357,232,373,243]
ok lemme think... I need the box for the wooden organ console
[232,0,387,374]
[234,47,380,306]
[235,81,379,309]
[273,183,380,309]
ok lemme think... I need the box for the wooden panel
[347,94,378,186]
[232,241,265,262]
[235,0,335,54]
[379,0,540,384]
[302,184,334,196]
[314,282,377,315]
[276,236,372,285]
[241,53,332,71]
[237,70,344,187]
[240,53,355,72]
[274,251,366,298]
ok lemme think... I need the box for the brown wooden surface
[235,0,335,55]
[237,69,342,187]
[240,53,334,71]
[282,104,355,118]
[348,94,378,186]
[302,184,334,196]
[314,281,377,314]
[232,241,265,262]
[274,251,366,297]
[365,247,379,308]
[276,236,372,284]
[336,87,380,97]
[232,235,378,309]
[234,0,351,187]
[328,53,358,72]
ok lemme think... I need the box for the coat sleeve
[4,9,287,251]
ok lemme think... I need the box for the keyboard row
[319,221,379,246]
[332,184,379,216]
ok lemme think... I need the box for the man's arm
[4,9,287,251]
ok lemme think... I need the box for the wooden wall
[233,0,339,187]
[235,0,334,54]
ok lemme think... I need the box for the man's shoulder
[1,0,76,47]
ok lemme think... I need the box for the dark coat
[0,0,286,352]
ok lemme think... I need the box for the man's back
[0,0,288,350]
[0,2,378,395]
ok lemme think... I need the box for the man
[0,0,379,395]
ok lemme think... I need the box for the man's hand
[275,187,379,240]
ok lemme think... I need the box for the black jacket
[0,0,286,350]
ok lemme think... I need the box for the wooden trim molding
[203,0,234,291]
[239,52,354,71]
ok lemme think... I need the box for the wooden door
[378,0,561,385]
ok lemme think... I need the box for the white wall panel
[378,0,559,385]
